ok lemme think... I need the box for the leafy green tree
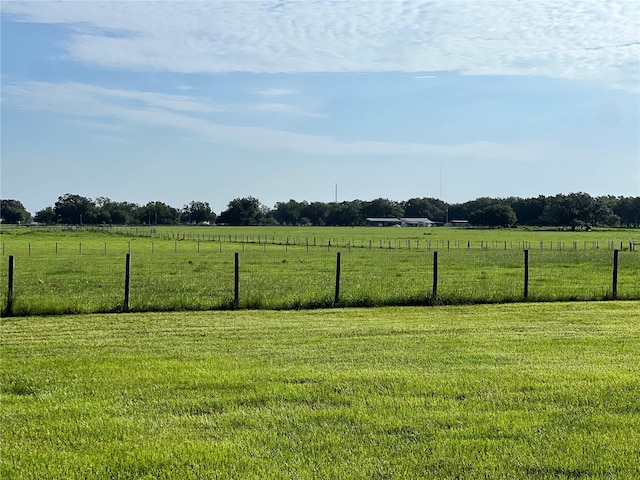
[181,201,216,224]
[217,197,264,225]
[590,196,619,227]
[301,202,329,226]
[402,197,446,221]
[362,198,403,219]
[94,197,114,224]
[469,204,517,227]
[107,202,139,225]
[1,199,31,224]
[136,202,180,225]
[325,201,363,226]
[34,206,57,224]
[613,196,640,228]
[273,199,307,225]
[508,196,546,226]
[447,197,492,221]
[54,194,97,224]
[94,198,139,225]
[541,192,614,230]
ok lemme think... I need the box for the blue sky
[1,0,639,215]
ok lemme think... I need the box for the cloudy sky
[1,0,639,215]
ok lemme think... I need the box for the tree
[450,197,498,221]
[325,201,363,226]
[541,192,611,230]
[508,196,546,226]
[361,198,404,219]
[136,202,180,225]
[1,199,31,224]
[469,204,517,227]
[301,202,329,226]
[217,197,264,225]
[590,196,618,227]
[34,207,57,224]
[106,201,139,225]
[54,194,97,224]
[273,199,307,225]
[181,201,216,224]
[613,196,640,228]
[402,197,446,222]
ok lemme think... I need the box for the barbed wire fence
[1,241,637,316]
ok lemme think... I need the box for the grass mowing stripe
[1,302,639,478]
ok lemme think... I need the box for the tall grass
[1,228,638,315]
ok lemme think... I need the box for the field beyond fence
[1,226,638,315]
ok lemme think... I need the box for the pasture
[1,226,639,315]
[1,302,639,478]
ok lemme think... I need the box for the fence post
[612,250,619,299]
[124,253,131,312]
[6,256,14,316]
[432,251,438,300]
[334,252,341,305]
[524,249,529,300]
[234,252,239,307]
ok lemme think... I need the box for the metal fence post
[234,252,239,307]
[334,252,341,305]
[612,250,619,299]
[6,256,15,316]
[432,251,438,300]
[124,253,131,312]
[524,249,529,300]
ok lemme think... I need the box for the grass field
[3,224,639,253]
[1,226,639,315]
[1,302,639,479]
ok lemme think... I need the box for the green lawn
[2,302,639,479]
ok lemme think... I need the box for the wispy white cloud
[92,134,126,143]
[67,119,126,132]
[2,80,540,161]
[255,88,298,96]
[3,81,220,114]
[2,0,638,92]
[252,102,325,117]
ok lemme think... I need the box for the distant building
[401,218,435,227]
[365,217,402,227]
[366,217,436,227]
[444,219,470,227]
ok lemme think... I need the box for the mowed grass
[1,302,639,479]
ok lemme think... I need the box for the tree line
[1,193,639,229]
